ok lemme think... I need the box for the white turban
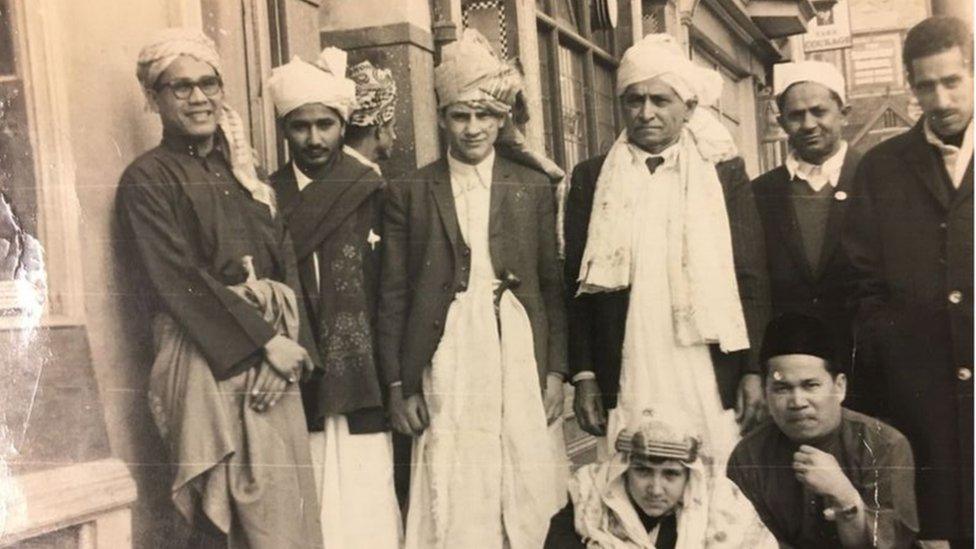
[267,48,358,121]
[137,28,222,99]
[434,29,522,114]
[616,33,723,108]
[773,60,847,105]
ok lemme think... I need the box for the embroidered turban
[348,60,397,127]
[773,60,847,105]
[267,48,358,121]
[136,28,222,99]
[616,33,723,108]
[434,28,522,114]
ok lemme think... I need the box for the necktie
[645,156,665,174]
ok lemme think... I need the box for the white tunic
[601,144,740,475]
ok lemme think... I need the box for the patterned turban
[348,60,397,128]
[136,28,222,100]
[616,409,701,464]
[268,48,358,121]
[616,33,723,108]
[434,28,522,114]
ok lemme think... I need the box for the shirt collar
[161,129,225,159]
[293,161,313,192]
[785,141,848,191]
[924,117,974,154]
[343,145,383,176]
[447,148,495,190]
[627,139,680,171]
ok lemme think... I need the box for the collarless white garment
[343,144,383,176]
[293,162,321,290]
[924,118,974,189]
[785,140,848,192]
[447,149,495,283]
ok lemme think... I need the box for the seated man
[546,409,774,549]
[727,313,919,548]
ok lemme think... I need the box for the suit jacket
[270,154,386,433]
[843,120,973,539]
[752,148,862,371]
[564,154,770,410]
[377,154,568,398]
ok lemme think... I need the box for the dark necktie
[645,156,665,174]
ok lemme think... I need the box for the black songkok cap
[760,313,836,365]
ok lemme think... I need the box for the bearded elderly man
[751,61,864,406]
[267,49,402,549]
[378,29,567,549]
[545,409,775,549]
[118,29,321,548]
[565,34,770,472]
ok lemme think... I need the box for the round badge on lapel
[834,190,848,202]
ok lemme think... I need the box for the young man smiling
[727,313,918,548]
[378,29,567,549]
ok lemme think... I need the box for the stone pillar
[320,0,441,178]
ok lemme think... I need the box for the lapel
[279,154,380,260]
[489,155,514,276]
[901,121,952,211]
[429,158,462,255]
[952,154,974,208]
[767,167,815,284]
[816,148,861,279]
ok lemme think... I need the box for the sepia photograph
[0,0,971,547]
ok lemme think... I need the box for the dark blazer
[377,154,568,398]
[752,148,861,374]
[843,120,973,539]
[564,154,771,410]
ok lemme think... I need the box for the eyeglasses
[156,76,223,100]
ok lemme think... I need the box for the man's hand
[573,378,607,437]
[388,385,429,436]
[793,445,860,505]
[250,362,290,412]
[544,373,565,425]
[736,373,765,435]
[264,334,313,382]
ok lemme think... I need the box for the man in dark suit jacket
[379,29,567,547]
[566,34,770,458]
[752,60,864,403]
[843,16,973,546]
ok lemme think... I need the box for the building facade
[0,0,814,546]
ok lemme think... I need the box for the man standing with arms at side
[379,29,567,549]
[267,49,402,549]
[565,34,770,471]
[752,61,864,402]
[843,16,973,547]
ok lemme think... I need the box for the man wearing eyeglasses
[118,28,322,548]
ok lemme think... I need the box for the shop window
[536,0,623,171]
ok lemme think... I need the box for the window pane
[554,0,581,33]
[593,62,616,154]
[558,42,587,171]
[537,30,557,160]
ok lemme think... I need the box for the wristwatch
[823,501,859,522]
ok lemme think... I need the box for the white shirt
[343,145,383,176]
[924,118,974,189]
[447,150,495,282]
[785,140,848,192]
[293,163,321,290]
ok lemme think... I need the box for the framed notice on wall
[804,0,853,52]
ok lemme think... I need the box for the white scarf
[576,127,748,352]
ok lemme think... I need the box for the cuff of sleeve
[571,371,596,384]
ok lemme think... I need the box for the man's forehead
[912,47,973,81]
[621,77,680,98]
[285,103,343,123]
[444,103,496,116]
[629,457,686,471]
[779,81,842,110]
[159,55,218,82]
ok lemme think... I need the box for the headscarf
[576,33,749,353]
[434,28,522,114]
[773,60,847,105]
[348,60,397,127]
[136,28,276,215]
[267,48,358,121]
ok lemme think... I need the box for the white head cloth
[136,28,276,216]
[773,60,847,105]
[267,48,357,121]
[434,28,522,113]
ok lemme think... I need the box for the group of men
[118,12,971,549]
